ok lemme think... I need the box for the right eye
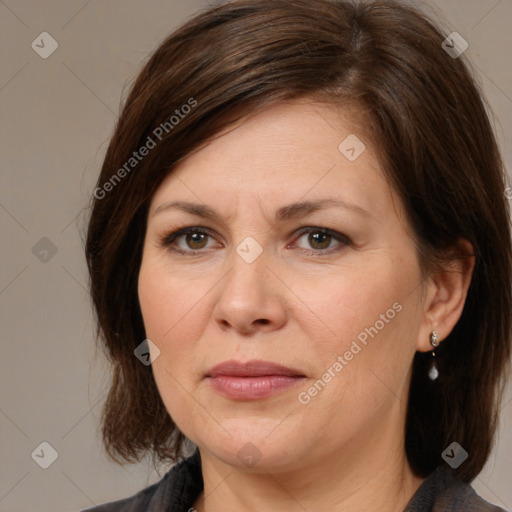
[158,227,221,255]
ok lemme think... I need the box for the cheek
[138,260,208,434]
[300,263,408,354]
[137,255,211,386]
[299,256,422,404]
[138,256,174,339]
[138,254,207,342]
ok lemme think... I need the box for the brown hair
[85,0,512,481]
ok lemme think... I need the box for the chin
[207,438,301,472]
[188,415,307,472]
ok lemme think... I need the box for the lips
[206,360,306,400]
[207,360,305,378]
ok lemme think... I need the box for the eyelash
[157,226,351,257]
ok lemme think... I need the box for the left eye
[290,228,350,253]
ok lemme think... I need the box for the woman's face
[138,99,430,472]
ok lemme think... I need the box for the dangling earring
[428,330,440,380]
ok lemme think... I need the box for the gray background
[1,1,511,511]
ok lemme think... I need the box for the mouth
[205,359,307,401]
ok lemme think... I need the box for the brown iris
[186,232,208,249]
[308,232,331,250]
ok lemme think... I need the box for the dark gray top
[82,450,507,512]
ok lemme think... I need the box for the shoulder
[404,465,507,512]
[80,451,203,512]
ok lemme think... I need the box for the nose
[212,247,287,336]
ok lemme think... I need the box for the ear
[416,238,475,352]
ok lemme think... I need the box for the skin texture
[137,99,474,512]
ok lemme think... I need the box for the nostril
[256,319,269,325]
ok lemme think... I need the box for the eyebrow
[152,198,370,222]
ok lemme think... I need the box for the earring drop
[428,330,440,381]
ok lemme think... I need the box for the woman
[83,0,511,510]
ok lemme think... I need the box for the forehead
[188,99,373,167]
[149,99,395,222]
